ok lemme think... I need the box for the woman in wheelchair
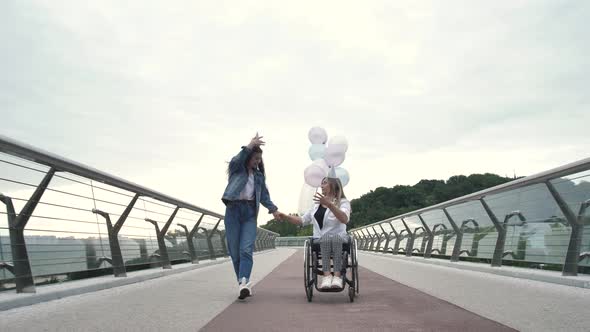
[279,175,351,289]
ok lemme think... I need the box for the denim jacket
[221,146,278,217]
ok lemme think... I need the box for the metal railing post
[378,224,389,252]
[481,197,526,267]
[413,227,426,254]
[383,232,395,253]
[358,229,366,250]
[546,181,588,276]
[259,231,265,250]
[480,198,503,266]
[205,218,223,260]
[355,231,365,250]
[386,222,398,254]
[254,232,261,252]
[198,228,213,259]
[177,214,205,264]
[92,194,139,277]
[428,223,449,255]
[455,218,478,257]
[0,168,55,293]
[363,231,371,251]
[378,222,393,253]
[259,231,267,251]
[393,229,406,255]
[443,208,462,262]
[218,230,228,256]
[370,226,379,251]
[145,206,180,269]
[360,229,370,250]
[369,232,377,250]
[401,218,415,257]
[418,215,434,258]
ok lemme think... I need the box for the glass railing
[0,135,278,293]
[275,236,308,247]
[351,158,590,276]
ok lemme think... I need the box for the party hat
[328,166,337,179]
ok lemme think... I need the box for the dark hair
[227,146,265,177]
[249,146,265,175]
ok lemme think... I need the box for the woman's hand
[272,210,282,220]
[277,212,303,226]
[275,211,290,221]
[247,132,265,149]
[313,193,333,207]
[315,193,349,224]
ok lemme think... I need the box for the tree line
[261,173,515,236]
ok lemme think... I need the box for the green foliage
[349,173,513,228]
[296,225,313,236]
[263,172,514,236]
[260,214,301,236]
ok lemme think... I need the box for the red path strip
[202,250,516,331]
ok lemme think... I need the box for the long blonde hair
[324,177,346,207]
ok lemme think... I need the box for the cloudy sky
[1,1,589,223]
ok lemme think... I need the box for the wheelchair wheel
[303,240,313,302]
[351,237,359,294]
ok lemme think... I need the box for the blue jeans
[224,201,257,283]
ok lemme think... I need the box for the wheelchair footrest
[317,287,345,293]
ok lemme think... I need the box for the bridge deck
[202,250,514,331]
[1,248,589,331]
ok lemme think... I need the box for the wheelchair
[303,235,359,302]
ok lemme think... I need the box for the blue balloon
[308,144,326,161]
[335,167,350,187]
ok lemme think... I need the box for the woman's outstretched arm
[278,213,303,226]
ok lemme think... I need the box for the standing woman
[222,133,281,300]
[279,175,351,289]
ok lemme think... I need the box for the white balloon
[328,136,348,152]
[335,167,350,187]
[308,127,328,144]
[303,159,329,187]
[324,144,346,167]
[297,183,318,216]
[308,144,326,161]
[313,158,329,171]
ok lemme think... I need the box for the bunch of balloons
[298,127,350,215]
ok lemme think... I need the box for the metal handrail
[351,156,590,276]
[0,135,223,219]
[0,135,279,293]
[354,156,590,228]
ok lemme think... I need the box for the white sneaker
[320,275,333,289]
[238,277,252,300]
[331,276,343,289]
